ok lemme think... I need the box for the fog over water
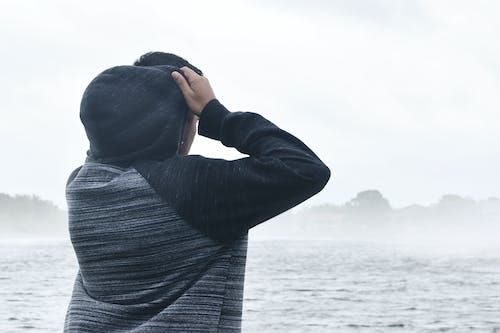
[2,191,500,332]
[1,1,499,331]
[2,189,499,252]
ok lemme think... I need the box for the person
[63,52,331,332]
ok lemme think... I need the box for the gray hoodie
[64,65,331,332]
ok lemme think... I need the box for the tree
[346,190,392,216]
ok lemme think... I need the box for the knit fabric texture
[79,64,189,166]
[64,68,331,332]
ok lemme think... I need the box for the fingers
[171,66,214,116]
[179,66,201,85]
[171,70,192,95]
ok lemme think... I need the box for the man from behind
[63,52,331,332]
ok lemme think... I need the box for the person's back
[64,52,331,332]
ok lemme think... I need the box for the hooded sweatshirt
[63,64,331,332]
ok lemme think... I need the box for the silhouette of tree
[0,192,66,235]
[345,190,392,217]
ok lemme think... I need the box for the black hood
[80,64,189,166]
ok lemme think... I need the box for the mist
[1,1,500,331]
[251,190,500,254]
[2,190,499,254]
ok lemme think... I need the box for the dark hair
[133,51,203,76]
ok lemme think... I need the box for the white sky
[0,0,498,210]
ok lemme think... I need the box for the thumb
[171,71,192,95]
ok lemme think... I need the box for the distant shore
[1,190,499,243]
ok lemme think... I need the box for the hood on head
[80,64,189,166]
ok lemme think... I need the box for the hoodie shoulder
[66,165,83,187]
[67,162,136,190]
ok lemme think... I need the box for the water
[1,239,499,332]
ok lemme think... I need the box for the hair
[134,51,201,138]
[133,51,203,76]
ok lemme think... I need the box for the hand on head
[171,66,216,117]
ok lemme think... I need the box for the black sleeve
[133,99,331,243]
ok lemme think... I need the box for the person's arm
[132,67,331,243]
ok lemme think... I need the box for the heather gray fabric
[64,161,248,332]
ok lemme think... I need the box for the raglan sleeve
[133,98,331,243]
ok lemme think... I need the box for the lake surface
[1,238,499,332]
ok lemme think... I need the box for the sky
[0,0,499,211]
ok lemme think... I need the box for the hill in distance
[1,190,499,244]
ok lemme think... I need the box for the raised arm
[132,67,331,243]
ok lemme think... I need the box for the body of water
[1,238,499,332]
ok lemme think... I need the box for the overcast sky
[1,0,498,211]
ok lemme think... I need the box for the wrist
[197,99,231,141]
